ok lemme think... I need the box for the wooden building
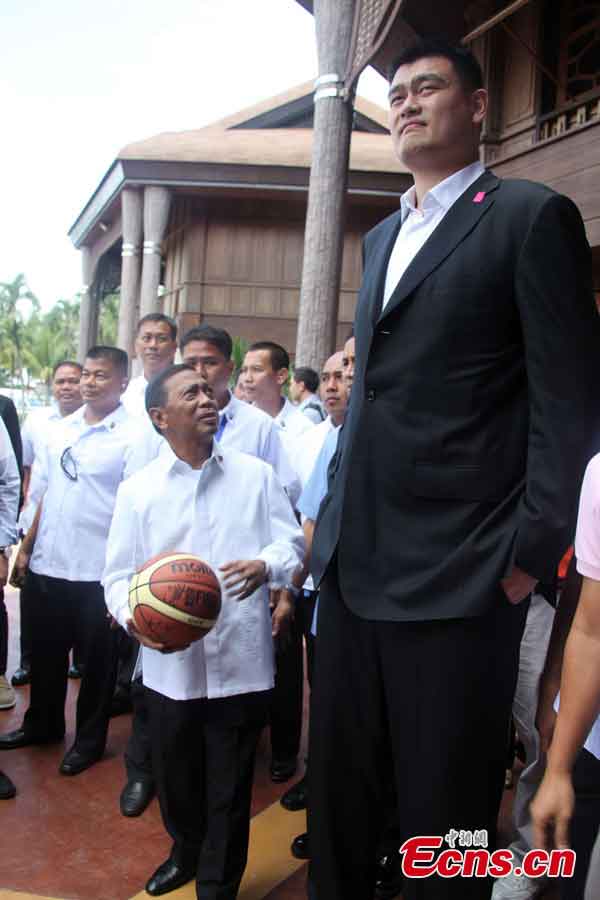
[69,84,410,362]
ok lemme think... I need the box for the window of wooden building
[539,0,600,139]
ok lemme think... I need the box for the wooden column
[77,246,99,361]
[295,0,356,369]
[139,186,171,317]
[117,187,143,358]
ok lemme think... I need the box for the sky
[0,0,389,310]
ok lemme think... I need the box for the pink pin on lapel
[473,191,486,203]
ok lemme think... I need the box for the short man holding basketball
[103,364,304,899]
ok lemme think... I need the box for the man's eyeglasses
[60,446,78,481]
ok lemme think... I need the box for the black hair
[85,346,128,378]
[293,366,320,394]
[145,363,196,434]
[52,359,83,378]
[180,325,233,360]
[247,341,290,372]
[388,38,484,93]
[136,312,177,341]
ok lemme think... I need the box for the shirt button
[367,389,376,402]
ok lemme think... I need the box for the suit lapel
[367,211,403,325]
[377,171,500,323]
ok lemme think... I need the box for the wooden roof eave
[69,157,409,250]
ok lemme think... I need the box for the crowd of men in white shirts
[0,313,598,900]
[0,314,360,899]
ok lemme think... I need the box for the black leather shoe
[0,728,62,750]
[0,770,16,799]
[375,851,403,900]
[120,779,155,817]
[280,774,307,811]
[145,859,195,896]
[67,664,83,679]
[59,748,102,775]
[270,757,297,783]
[11,666,31,687]
[291,832,310,860]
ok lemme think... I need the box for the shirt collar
[400,160,485,223]
[67,402,128,432]
[162,439,226,476]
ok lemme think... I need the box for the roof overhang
[68,158,409,249]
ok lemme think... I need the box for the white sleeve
[257,467,305,588]
[21,413,36,467]
[261,421,301,508]
[102,481,140,628]
[0,418,20,544]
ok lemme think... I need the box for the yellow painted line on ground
[0,893,62,899]
[131,800,307,899]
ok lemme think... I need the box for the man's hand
[220,559,267,600]
[0,555,8,588]
[9,547,30,589]
[271,590,295,648]
[126,619,190,654]
[530,769,574,851]
[501,565,538,605]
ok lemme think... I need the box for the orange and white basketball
[128,553,221,648]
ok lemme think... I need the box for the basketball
[128,553,221,648]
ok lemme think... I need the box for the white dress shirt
[274,397,315,466]
[29,403,138,582]
[21,405,58,467]
[382,160,485,310]
[126,392,301,504]
[19,408,69,533]
[0,418,20,546]
[290,416,335,489]
[103,442,304,701]
[121,375,148,418]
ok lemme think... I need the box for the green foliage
[0,276,120,399]
[231,336,249,372]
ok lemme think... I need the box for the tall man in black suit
[307,39,600,900]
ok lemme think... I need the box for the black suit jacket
[311,170,600,621]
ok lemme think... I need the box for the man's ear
[119,377,129,396]
[471,88,488,126]
[149,407,168,433]
[276,367,289,389]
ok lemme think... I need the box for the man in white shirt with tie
[103,364,304,899]
[0,347,135,777]
[121,313,177,418]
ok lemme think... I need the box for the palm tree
[0,274,40,381]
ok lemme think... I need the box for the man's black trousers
[22,571,118,756]
[307,569,528,900]
[146,686,269,900]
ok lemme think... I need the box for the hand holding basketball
[128,552,221,650]
[219,559,267,600]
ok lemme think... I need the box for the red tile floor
[0,585,558,900]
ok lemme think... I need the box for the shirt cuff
[575,557,600,581]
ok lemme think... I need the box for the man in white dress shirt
[103,364,304,899]
[240,339,313,781]
[121,313,177,418]
[181,326,299,503]
[241,341,314,451]
[0,347,136,777]
[118,324,300,819]
[14,360,84,687]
